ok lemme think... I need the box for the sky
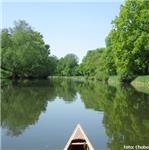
[2,0,124,62]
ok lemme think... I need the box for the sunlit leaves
[110,0,149,82]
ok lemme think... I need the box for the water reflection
[76,81,149,149]
[1,80,53,136]
[77,82,116,111]
[1,79,149,149]
[102,86,149,150]
[1,79,79,137]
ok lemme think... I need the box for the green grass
[131,75,149,86]
[48,76,105,83]
[131,75,149,94]
[132,75,149,82]
[48,76,87,82]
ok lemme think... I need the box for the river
[1,78,149,150]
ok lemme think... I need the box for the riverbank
[49,75,149,93]
[49,75,149,86]
[108,75,149,94]
[108,75,149,85]
[49,76,87,82]
[48,76,106,83]
[131,76,149,94]
[131,76,149,87]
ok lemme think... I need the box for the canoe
[64,124,94,150]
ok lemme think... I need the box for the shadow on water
[1,78,149,149]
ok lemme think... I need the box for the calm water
[1,79,149,150]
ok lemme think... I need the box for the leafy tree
[1,20,53,79]
[79,48,104,77]
[56,53,79,76]
[104,35,117,76]
[110,0,149,82]
[48,56,58,75]
[94,35,117,81]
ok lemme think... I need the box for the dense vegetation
[109,0,149,82]
[55,53,79,76]
[1,0,149,82]
[1,21,79,79]
[1,20,56,79]
[78,0,149,82]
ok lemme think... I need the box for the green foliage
[74,0,149,83]
[133,75,149,82]
[1,68,12,79]
[104,35,117,76]
[95,47,116,81]
[110,0,149,82]
[2,0,149,84]
[79,47,116,81]
[79,48,104,76]
[1,20,54,79]
[56,53,79,76]
[48,56,58,75]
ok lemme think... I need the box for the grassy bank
[131,76,149,86]
[49,75,149,85]
[48,76,106,83]
[131,76,149,94]
[49,76,87,82]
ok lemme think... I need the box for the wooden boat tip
[64,123,94,150]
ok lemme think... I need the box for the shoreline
[49,75,149,93]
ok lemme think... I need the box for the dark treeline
[1,0,149,82]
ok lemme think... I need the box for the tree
[56,53,79,76]
[1,20,53,79]
[104,35,117,76]
[48,56,58,75]
[110,0,149,82]
[79,48,104,77]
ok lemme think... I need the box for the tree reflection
[1,79,78,136]
[1,78,149,148]
[77,81,116,111]
[78,82,149,149]
[101,86,149,150]
[52,78,77,102]
[2,83,53,136]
